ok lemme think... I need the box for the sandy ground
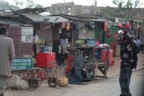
[56,53,144,78]
[3,53,144,96]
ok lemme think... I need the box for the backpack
[132,39,140,54]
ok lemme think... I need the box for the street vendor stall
[10,51,57,90]
[65,42,111,84]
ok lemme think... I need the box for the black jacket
[119,32,139,69]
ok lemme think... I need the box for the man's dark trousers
[119,66,132,96]
[0,75,9,96]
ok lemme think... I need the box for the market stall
[65,42,112,84]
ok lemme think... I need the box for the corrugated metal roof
[0,19,23,25]
[60,15,91,22]
[60,15,112,23]
[44,16,69,23]
[0,12,14,16]
[87,18,113,22]
[21,13,69,23]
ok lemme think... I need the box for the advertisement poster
[21,27,33,43]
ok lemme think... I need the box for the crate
[36,52,56,68]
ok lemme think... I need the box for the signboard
[21,27,33,43]
[11,58,32,70]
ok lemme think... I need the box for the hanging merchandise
[83,29,86,34]
[90,22,95,29]
[65,38,68,44]
[73,22,79,31]
[60,39,65,45]
[106,29,112,38]
[62,22,66,28]
[108,23,112,29]
[66,22,71,30]
[59,45,62,53]
[59,29,62,33]
[66,32,71,38]
[85,23,92,30]
[104,21,108,32]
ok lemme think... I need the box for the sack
[58,77,68,87]
[7,74,29,90]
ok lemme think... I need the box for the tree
[0,0,43,11]
[9,5,20,10]
[13,0,23,8]
[112,0,142,8]
[0,1,10,10]
[34,4,43,8]
[26,0,43,8]
[112,0,143,19]
[101,0,142,19]
[26,0,34,8]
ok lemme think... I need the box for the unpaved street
[5,53,144,96]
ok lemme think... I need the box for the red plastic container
[100,49,109,61]
[36,52,56,68]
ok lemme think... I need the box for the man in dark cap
[0,27,15,96]
[118,23,140,96]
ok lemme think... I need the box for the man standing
[140,19,144,53]
[0,27,15,96]
[118,23,139,96]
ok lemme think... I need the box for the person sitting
[68,50,86,84]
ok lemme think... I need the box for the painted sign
[11,58,32,70]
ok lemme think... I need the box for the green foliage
[34,4,44,8]
[0,0,10,10]
[9,5,20,10]
[26,0,43,8]
[0,0,44,10]
[102,0,143,19]
[14,0,23,7]
[26,0,34,8]
[112,0,124,7]
[112,0,142,8]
